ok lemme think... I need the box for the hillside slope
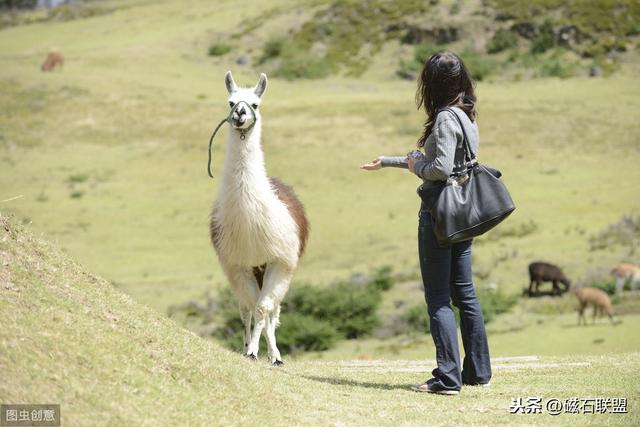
[1,213,639,426]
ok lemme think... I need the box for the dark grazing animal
[528,261,571,296]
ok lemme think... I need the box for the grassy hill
[2,213,639,426]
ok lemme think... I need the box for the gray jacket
[381,106,480,182]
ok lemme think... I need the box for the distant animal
[41,52,64,72]
[209,71,309,365]
[610,263,640,295]
[573,286,618,325]
[528,261,571,296]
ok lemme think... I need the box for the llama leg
[238,303,253,355]
[266,304,284,365]
[256,262,293,365]
[225,266,260,357]
[578,304,585,325]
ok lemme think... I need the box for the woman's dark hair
[416,51,476,148]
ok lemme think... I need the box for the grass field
[2,214,638,426]
[1,1,639,424]
[0,0,638,312]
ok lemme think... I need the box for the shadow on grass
[301,375,414,392]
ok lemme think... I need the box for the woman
[361,51,491,395]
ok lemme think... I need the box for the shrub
[275,313,341,353]
[476,288,518,323]
[538,51,575,78]
[215,277,382,354]
[396,42,439,79]
[259,38,284,63]
[369,265,394,291]
[273,43,334,80]
[531,19,555,54]
[590,280,617,296]
[487,29,518,54]
[461,50,494,81]
[208,43,232,57]
[403,304,430,333]
[396,59,420,79]
[284,282,381,338]
[414,42,439,64]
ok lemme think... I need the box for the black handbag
[417,108,515,245]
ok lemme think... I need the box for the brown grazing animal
[41,52,64,72]
[528,261,571,296]
[573,287,617,325]
[611,263,640,294]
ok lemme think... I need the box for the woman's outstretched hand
[407,156,416,173]
[360,156,383,171]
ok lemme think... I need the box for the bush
[276,313,341,353]
[476,289,518,323]
[487,29,518,54]
[215,278,382,354]
[273,43,334,80]
[531,20,555,54]
[369,265,394,291]
[461,50,494,81]
[259,38,285,64]
[285,282,381,338]
[414,42,439,64]
[538,51,575,78]
[396,42,439,79]
[403,304,430,333]
[590,280,617,296]
[208,43,232,57]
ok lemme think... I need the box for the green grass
[0,0,639,313]
[2,1,640,424]
[2,213,639,426]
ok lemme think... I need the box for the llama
[209,71,309,365]
[41,52,64,72]
[528,261,571,296]
[611,263,640,295]
[573,286,618,325]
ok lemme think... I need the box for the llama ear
[254,73,267,97]
[224,71,237,94]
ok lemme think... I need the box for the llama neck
[220,124,268,191]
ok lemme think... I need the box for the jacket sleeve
[380,156,408,169]
[413,118,461,181]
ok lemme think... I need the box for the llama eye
[251,103,258,109]
[229,101,235,108]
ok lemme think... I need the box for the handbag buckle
[448,173,469,186]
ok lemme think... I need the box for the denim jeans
[418,204,492,390]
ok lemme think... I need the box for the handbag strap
[440,107,476,174]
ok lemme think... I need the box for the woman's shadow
[300,374,415,392]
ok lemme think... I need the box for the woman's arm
[361,155,408,171]
[412,118,461,180]
[381,156,408,169]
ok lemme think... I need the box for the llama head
[224,71,267,131]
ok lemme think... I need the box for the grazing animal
[209,71,309,365]
[41,52,64,72]
[573,286,617,325]
[610,263,640,295]
[528,261,571,296]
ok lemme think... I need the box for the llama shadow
[301,375,415,392]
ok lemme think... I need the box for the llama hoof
[272,359,284,366]
[246,353,258,361]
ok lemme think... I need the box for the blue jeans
[418,205,492,390]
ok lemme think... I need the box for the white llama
[210,71,309,365]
